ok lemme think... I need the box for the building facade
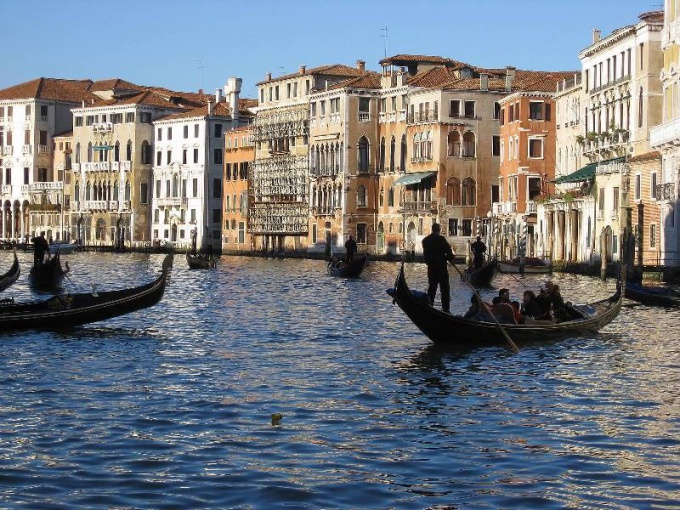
[223,125,254,252]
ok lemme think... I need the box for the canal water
[1,251,678,509]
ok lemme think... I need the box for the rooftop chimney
[266,72,272,81]
[216,88,223,103]
[224,77,242,122]
[357,60,366,72]
[207,100,213,115]
[593,28,601,44]
[299,65,306,75]
[480,73,489,91]
[505,66,516,91]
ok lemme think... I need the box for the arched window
[114,142,120,162]
[141,140,151,164]
[389,136,395,172]
[358,136,369,172]
[126,140,132,161]
[125,180,131,201]
[164,209,170,224]
[462,177,476,206]
[87,142,93,163]
[113,179,119,201]
[448,131,461,157]
[463,132,476,157]
[140,181,149,205]
[74,182,80,202]
[446,177,461,205]
[400,134,407,170]
[379,137,386,171]
[425,131,432,159]
[388,187,394,207]
[413,133,420,159]
[638,87,644,128]
[85,181,91,200]
[379,187,384,207]
[357,185,367,207]
[172,175,179,197]
[75,142,81,163]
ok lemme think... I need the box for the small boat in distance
[498,257,552,274]
[0,251,20,293]
[386,260,623,349]
[463,258,498,288]
[625,281,680,307]
[49,242,79,255]
[29,253,67,291]
[327,254,368,278]
[186,252,216,269]
[0,254,173,331]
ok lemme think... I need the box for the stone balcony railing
[656,182,676,201]
[399,200,437,214]
[493,201,517,215]
[650,117,680,148]
[30,182,63,191]
[156,197,188,207]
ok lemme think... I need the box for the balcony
[23,145,32,154]
[656,182,676,201]
[93,122,113,132]
[358,112,370,122]
[493,202,517,215]
[407,110,439,124]
[1,185,11,195]
[31,182,63,191]
[2,146,12,156]
[650,117,680,148]
[399,200,437,214]
[309,167,340,179]
[38,144,50,154]
[156,197,188,207]
[82,162,111,172]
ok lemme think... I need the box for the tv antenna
[381,26,388,59]
[195,59,205,91]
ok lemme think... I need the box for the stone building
[223,125,255,252]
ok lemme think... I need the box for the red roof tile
[0,78,98,102]
[257,64,367,85]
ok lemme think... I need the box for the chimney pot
[299,65,306,75]
[266,72,272,81]
[593,28,601,43]
[357,60,366,72]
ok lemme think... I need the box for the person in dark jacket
[345,235,357,263]
[470,236,487,270]
[422,223,456,313]
[31,232,49,267]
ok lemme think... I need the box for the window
[599,188,606,212]
[356,223,367,244]
[183,125,189,139]
[193,148,199,164]
[462,177,476,206]
[650,223,656,248]
[528,138,543,158]
[461,219,472,236]
[214,148,222,164]
[357,185,367,207]
[213,178,222,198]
[75,116,83,127]
[492,135,500,156]
[446,177,461,205]
[450,100,460,117]
[193,178,198,197]
[182,149,187,165]
[212,209,222,223]
[359,98,370,121]
[238,222,245,244]
[464,101,475,118]
[167,127,172,140]
[388,187,394,207]
[194,124,199,137]
[528,177,541,199]
[358,136,369,172]
[125,112,135,123]
[449,218,458,236]
[529,101,544,120]
[635,174,641,200]
[613,187,619,212]
[156,151,162,166]
[651,172,657,199]
[140,112,152,124]
[462,132,475,157]
[140,182,149,204]
[166,150,172,165]
[214,124,223,138]
[493,102,501,120]
[157,128,162,141]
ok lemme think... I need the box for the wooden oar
[449,261,520,353]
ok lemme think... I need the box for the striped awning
[393,171,436,186]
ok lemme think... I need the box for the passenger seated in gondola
[464,295,480,318]
[489,296,518,324]
[521,290,545,320]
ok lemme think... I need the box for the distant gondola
[29,253,66,290]
[0,251,20,292]
[463,258,498,287]
[186,252,216,269]
[498,257,552,274]
[625,281,680,307]
[327,254,368,278]
[386,260,623,348]
[0,254,173,331]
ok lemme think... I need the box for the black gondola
[186,252,216,269]
[463,258,498,287]
[0,251,20,292]
[29,253,66,290]
[327,254,368,278]
[625,281,680,307]
[386,261,623,348]
[0,254,173,331]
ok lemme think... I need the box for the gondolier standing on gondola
[31,232,49,267]
[470,236,487,270]
[422,223,455,313]
[345,235,357,263]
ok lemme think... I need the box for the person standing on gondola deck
[31,232,49,267]
[470,236,487,270]
[345,235,357,263]
[422,223,456,313]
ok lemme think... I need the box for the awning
[393,171,436,186]
[553,157,626,184]
[553,163,596,184]
[93,145,113,150]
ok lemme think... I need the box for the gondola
[625,281,680,307]
[327,254,368,278]
[29,253,66,290]
[386,260,623,348]
[0,254,173,331]
[463,258,498,287]
[186,252,216,269]
[0,251,20,292]
[48,242,78,255]
[498,257,552,274]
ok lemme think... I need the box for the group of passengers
[464,281,583,324]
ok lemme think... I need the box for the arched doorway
[407,221,417,253]
[95,218,106,243]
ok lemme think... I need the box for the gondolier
[470,236,486,270]
[345,235,357,263]
[422,223,455,313]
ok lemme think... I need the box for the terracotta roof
[90,78,145,92]
[0,77,98,102]
[257,64,366,85]
[158,102,234,121]
[511,70,580,92]
[628,151,661,163]
[380,54,471,67]
[238,98,258,113]
[408,67,463,88]
[327,72,382,91]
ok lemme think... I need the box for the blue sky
[0,0,659,99]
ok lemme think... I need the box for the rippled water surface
[1,251,679,509]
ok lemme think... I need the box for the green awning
[393,171,436,186]
[93,145,113,150]
[554,157,626,184]
[554,163,596,184]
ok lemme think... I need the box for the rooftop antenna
[381,26,388,59]
[195,59,204,91]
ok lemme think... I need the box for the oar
[449,261,520,353]
[501,269,528,288]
